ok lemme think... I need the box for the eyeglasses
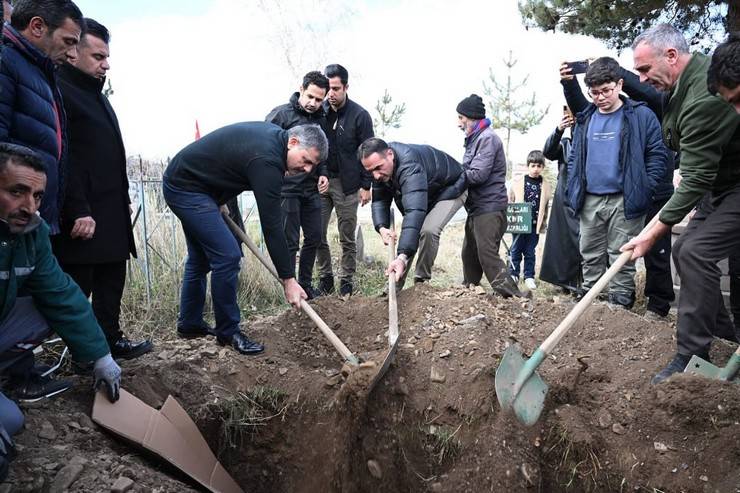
[588,85,618,99]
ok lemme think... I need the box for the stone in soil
[111,476,135,492]
[49,463,84,493]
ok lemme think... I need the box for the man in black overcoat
[51,19,152,360]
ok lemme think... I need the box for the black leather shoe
[299,283,319,300]
[607,292,635,309]
[110,337,154,360]
[317,275,335,296]
[339,279,353,296]
[217,332,265,355]
[177,323,215,339]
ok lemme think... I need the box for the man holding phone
[540,104,581,292]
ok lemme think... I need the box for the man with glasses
[564,57,668,309]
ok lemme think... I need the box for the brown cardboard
[92,389,243,493]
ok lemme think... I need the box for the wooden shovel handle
[387,215,399,346]
[222,213,358,365]
[539,211,663,355]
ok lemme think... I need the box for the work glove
[93,353,121,403]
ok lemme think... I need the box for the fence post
[139,179,152,304]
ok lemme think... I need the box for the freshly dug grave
[5,284,740,492]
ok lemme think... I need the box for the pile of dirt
[5,284,740,492]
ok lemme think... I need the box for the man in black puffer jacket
[358,138,467,288]
[0,0,86,234]
[266,71,330,298]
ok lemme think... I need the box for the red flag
[194,120,201,140]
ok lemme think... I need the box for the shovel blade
[684,354,723,379]
[368,336,399,393]
[495,346,548,426]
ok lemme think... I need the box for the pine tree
[373,90,406,139]
[483,51,549,164]
[518,0,735,52]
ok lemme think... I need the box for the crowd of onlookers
[0,0,737,484]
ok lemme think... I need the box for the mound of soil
[5,285,740,492]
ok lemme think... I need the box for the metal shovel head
[495,345,548,426]
[368,334,399,393]
[684,354,722,379]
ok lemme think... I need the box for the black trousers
[673,184,740,356]
[60,261,127,344]
[281,194,322,287]
[644,197,675,316]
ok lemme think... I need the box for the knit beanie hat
[456,94,486,120]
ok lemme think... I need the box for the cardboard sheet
[92,389,243,493]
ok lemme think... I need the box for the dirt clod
[366,460,382,479]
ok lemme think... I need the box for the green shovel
[496,213,662,426]
[684,345,740,381]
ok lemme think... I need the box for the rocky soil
[4,284,740,492]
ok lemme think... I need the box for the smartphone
[563,105,573,119]
[567,60,590,74]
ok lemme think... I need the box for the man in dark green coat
[0,143,121,479]
[622,24,740,383]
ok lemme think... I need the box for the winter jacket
[561,76,675,202]
[0,216,109,362]
[565,97,668,220]
[323,97,374,195]
[51,63,136,264]
[461,124,508,216]
[657,53,740,226]
[0,26,67,234]
[371,142,467,257]
[163,122,294,279]
[508,176,552,234]
[265,92,328,198]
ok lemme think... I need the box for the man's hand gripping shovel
[495,213,663,426]
[222,212,359,367]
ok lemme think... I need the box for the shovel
[685,345,740,382]
[368,212,400,392]
[222,213,359,366]
[496,213,662,426]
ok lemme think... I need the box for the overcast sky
[72,0,638,164]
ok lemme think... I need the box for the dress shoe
[339,279,353,296]
[607,291,635,309]
[299,283,320,300]
[317,275,335,296]
[110,337,154,360]
[177,323,215,339]
[217,332,265,355]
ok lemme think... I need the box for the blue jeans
[163,181,242,339]
[509,233,539,279]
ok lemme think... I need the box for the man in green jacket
[622,24,740,383]
[0,143,121,478]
